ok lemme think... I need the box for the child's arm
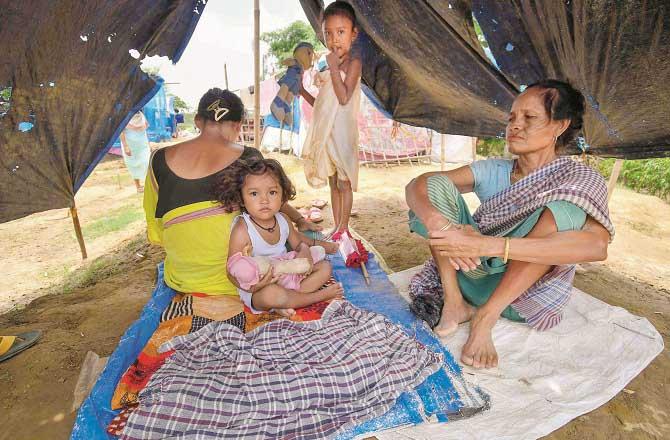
[283,214,314,263]
[227,221,277,291]
[120,132,131,156]
[283,213,339,254]
[328,54,362,106]
[300,83,315,106]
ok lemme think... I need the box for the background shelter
[109,81,176,155]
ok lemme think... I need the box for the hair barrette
[207,99,230,121]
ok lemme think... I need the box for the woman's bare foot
[274,308,296,318]
[434,300,475,337]
[461,311,499,369]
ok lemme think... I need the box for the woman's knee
[527,209,559,238]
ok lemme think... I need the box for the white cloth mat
[373,266,664,440]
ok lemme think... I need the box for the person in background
[300,1,362,240]
[120,111,151,193]
[174,108,185,138]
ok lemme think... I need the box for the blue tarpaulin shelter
[110,80,175,152]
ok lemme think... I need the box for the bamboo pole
[472,137,478,163]
[440,133,446,171]
[607,159,624,202]
[253,0,260,149]
[224,63,229,90]
[70,205,88,259]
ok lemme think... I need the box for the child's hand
[326,52,341,71]
[323,241,339,254]
[250,269,278,293]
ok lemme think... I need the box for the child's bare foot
[434,300,475,338]
[320,282,344,300]
[274,308,296,318]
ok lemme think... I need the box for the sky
[142,0,309,107]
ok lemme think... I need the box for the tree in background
[261,21,324,73]
[170,95,191,112]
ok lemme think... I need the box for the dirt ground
[1,153,668,440]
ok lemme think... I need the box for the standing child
[214,158,342,317]
[301,1,362,240]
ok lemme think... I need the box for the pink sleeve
[227,252,261,291]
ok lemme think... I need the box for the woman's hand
[296,217,322,232]
[429,225,484,272]
[249,269,278,293]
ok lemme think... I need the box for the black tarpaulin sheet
[0,0,207,223]
[300,0,519,138]
[473,0,670,159]
[300,0,670,159]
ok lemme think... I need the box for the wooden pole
[224,63,229,90]
[472,137,478,163]
[440,134,446,171]
[253,0,260,149]
[70,205,88,259]
[607,159,624,202]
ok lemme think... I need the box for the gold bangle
[440,222,453,231]
[503,237,510,264]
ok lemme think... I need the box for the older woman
[405,80,614,369]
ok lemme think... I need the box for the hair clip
[206,99,230,121]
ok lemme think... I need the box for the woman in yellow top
[116,89,325,409]
[114,88,326,410]
[143,88,320,315]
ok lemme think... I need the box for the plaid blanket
[119,301,443,440]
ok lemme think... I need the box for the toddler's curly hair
[212,158,296,211]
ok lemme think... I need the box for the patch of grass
[80,204,143,240]
[51,235,149,295]
[596,158,670,202]
[477,137,506,157]
[41,265,70,280]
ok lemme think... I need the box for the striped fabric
[418,157,613,331]
[473,157,615,239]
[160,295,193,322]
[120,301,443,440]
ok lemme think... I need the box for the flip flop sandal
[350,209,359,217]
[308,207,324,223]
[311,199,328,209]
[0,330,42,363]
[297,207,310,220]
[330,229,351,242]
